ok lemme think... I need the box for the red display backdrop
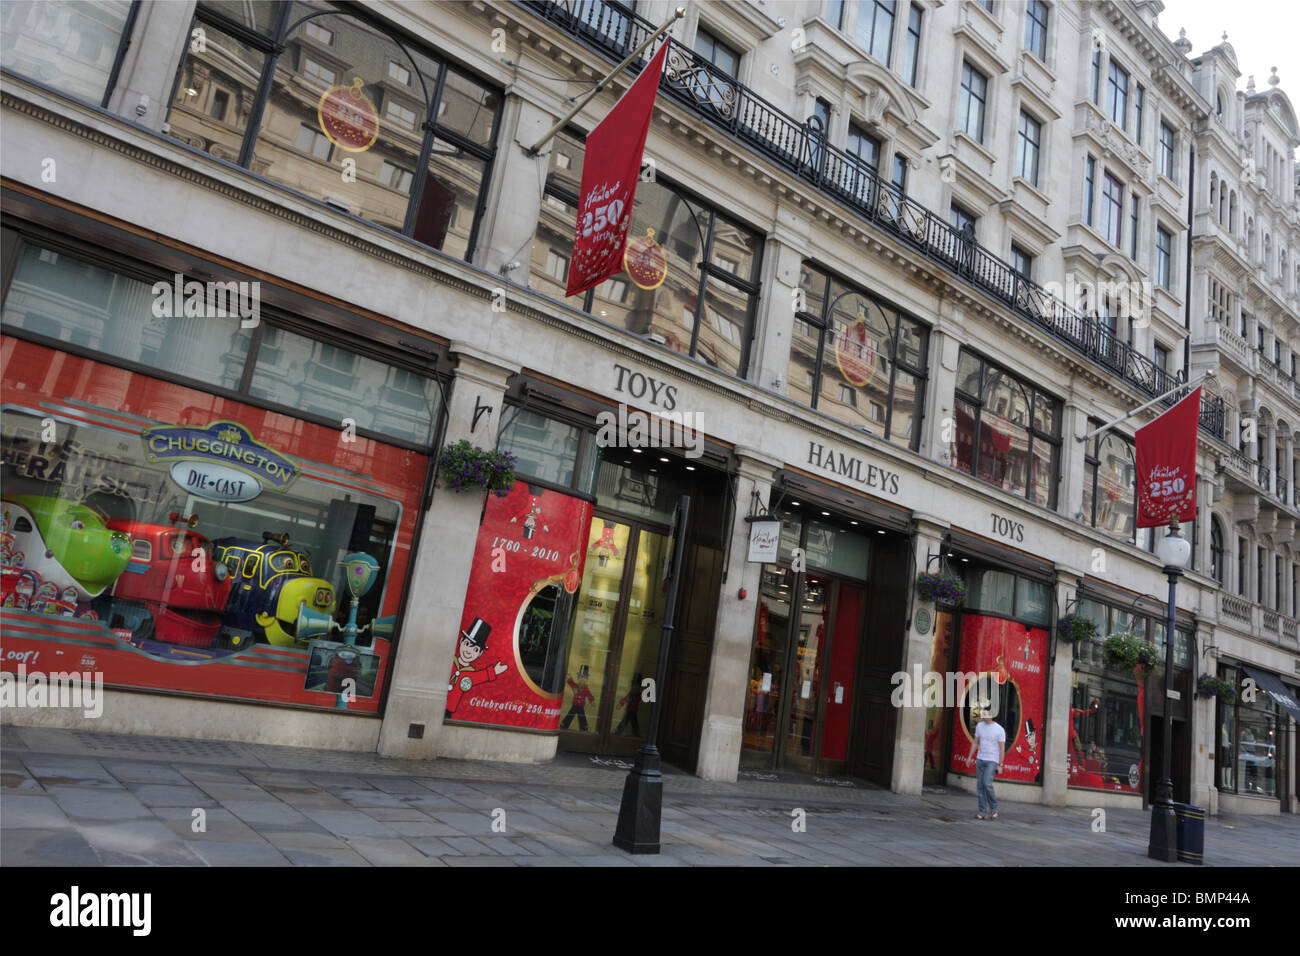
[448,481,593,729]
[949,614,1047,783]
[0,337,426,713]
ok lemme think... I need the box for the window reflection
[1,0,131,104]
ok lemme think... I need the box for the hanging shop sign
[1135,386,1200,528]
[747,518,782,563]
[317,77,380,152]
[948,614,1047,785]
[448,481,595,730]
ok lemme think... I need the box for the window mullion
[235,4,293,168]
[403,65,448,236]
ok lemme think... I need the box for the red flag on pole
[565,40,669,298]
[1135,386,1200,528]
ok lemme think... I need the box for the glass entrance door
[559,515,670,755]
[743,568,864,774]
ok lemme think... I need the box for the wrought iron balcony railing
[519,0,1226,440]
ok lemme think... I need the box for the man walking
[968,709,1005,819]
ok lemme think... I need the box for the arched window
[1229,191,1237,233]
[1209,172,1218,214]
[1210,517,1224,584]
[1084,424,1138,543]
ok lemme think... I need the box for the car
[100,513,234,647]
[1,495,131,609]
[212,533,336,647]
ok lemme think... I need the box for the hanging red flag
[565,40,669,297]
[1135,386,1200,528]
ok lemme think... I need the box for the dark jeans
[561,703,589,732]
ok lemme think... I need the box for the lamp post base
[1147,800,1178,862]
[612,746,663,855]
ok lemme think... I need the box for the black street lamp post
[1148,519,1188,862]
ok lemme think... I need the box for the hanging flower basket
[438,440,517,496]
[1057,613,1099,645]
[1197,673,1236,702]
[1102,633,1160,677]
[915,570,966,606]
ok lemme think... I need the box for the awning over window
[1240,666,1300,723]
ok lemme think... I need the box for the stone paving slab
[3,726,1298,868]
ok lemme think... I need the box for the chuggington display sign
[142,421,300,501]
[447,481,594,730]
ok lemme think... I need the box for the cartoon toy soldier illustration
[510,495,548,540]
[561,664,595,731]
[445,618,507,718]
[613,671,643,736]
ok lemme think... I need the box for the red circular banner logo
[834,310,878,388]
[317,78,380,153]
[624,228,668,290]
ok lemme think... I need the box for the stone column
[751,227,809,394]
[1060,400,1091,523]
[920,320,961,464]
[1191,621,1217,812]
[377,344,520,759]
[1196,475,1215,572]
[890,516,947,795]
[1044,566,1083,807]
[695,447,782,781]
[106,0,196,130]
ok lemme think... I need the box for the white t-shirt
[975,720,1006,762]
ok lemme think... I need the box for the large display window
[0,235,439,714]
[0,339,428,712]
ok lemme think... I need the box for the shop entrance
[559,513,670,756]
[742,567,865,775]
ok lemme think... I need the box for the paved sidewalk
[3,725,1297,866]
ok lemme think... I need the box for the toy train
[2,495,339,650]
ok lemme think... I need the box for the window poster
[447,480,594,730]
[0,338,427,713]
[949,613,1047,783]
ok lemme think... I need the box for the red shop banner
[565,40,669,298]
[1135,385,1200,528]
[447,481,593,729]
[949,614,1047,784]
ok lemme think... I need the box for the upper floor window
[1107,60,1129,130]
[1016,110,1041,186]
[854,0,895,65]
[531,131,762,379]
[1090,48,1101,105]
[1084,154,1096,226]
[693,26,739,78]
[1159,122,1176,179]
[1010,244,1033,281]
[789,263,930,450]
[949,204,977,237]
[1129,193,1140,260]
[1210,517,1224,585]
[165,3,501,264]
[1101,172,1123,246]
[891,153,909,196]
[903,4,923,87]
[1134,85,1145,145]
[1024,1,1048,61]
[1083,423,1137,542]
[0,0,134,107]
[953,349,1062,507]
[959,61,988,143]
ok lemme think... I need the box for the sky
[1156,0,1300,99]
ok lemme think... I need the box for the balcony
[519,0,1226,441]
[1220,594,1300,648]
[1221,448,1257,485]
[1213,321,1252,371]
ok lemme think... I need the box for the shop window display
[1,244,438,713]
